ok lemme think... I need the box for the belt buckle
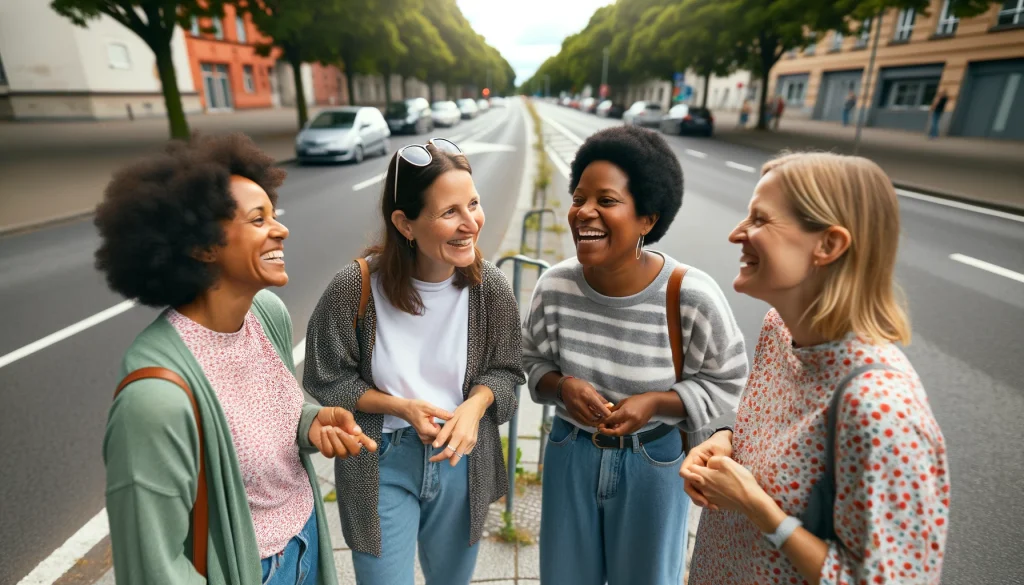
[591,432,624,449]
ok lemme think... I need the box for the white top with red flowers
[168,309,314,559]
[689,309,949,585]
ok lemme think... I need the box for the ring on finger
[446,445,457,452]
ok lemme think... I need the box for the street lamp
[853,12,882,155]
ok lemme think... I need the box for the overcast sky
[457,0,613,85]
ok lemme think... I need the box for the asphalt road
[0,102,529,585]
[535,101,1024,585]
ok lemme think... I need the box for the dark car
[596,100,625,119]
[386,97,434,135]
[659,104,714,137]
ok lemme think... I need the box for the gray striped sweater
[522,253,748,446]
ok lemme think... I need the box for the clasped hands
[559,377,658,436]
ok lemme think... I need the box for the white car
[295,107,390,164]
[623,101,664,127]
[490,97,506,107]
[477,99,491,113]
[431,101,461,127]
[457,99,479,119]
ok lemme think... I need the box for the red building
[312,63,350,106]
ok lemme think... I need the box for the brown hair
[364,143,482,315]
[761,152,911,345]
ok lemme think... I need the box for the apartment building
[770,0,1024,140]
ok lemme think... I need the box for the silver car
[431,101,462,127]
[623,101,664,127]
[295,107,390,164]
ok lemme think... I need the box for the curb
[889,179,1024,217]
[0,157,299,239]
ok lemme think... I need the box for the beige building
[770,0,1024,140]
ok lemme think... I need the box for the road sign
[599,84,609,98]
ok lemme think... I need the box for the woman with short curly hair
[97,133,375,585]
[522,125,749,584]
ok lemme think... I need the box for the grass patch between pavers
[323,489,337,502]
[497,512,535,545]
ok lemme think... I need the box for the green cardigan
[104,290,338,585]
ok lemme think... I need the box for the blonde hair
[762,152,911,345]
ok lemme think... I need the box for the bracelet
[556,375,574,402]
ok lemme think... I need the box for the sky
[457,0,614,86]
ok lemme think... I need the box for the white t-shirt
[370,272,469,432]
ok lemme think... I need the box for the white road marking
[949,254,1024,283]
[16,510,109,585]
[545,145,572,179]
[685,149,708,159]
[18,335,310,585]
[0,300,137,370]
[725,161,756,173]
[896,189,1024,224]
[541,116,585,146]
[352,172,387,191]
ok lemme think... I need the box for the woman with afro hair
[521,125,748,584]
[96,133,375,585]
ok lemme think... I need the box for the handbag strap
[114,367,208,577]
[823,362,894,498]
[665,264,689,382]
[353,257,371,330]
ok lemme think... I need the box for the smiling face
[569,160,656,269]
[394,169,484,280]
[212,175,290,292]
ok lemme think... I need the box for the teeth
[578,230,607,238]
[261,251,284,260]
[448,239,472,246]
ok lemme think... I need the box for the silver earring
[635,234,645,260]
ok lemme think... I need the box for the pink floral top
[689,310,949,585]
[168,309,314,558]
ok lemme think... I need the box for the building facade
[770,0,1024,140]
[688,69,763,111]
[0,0,199,120]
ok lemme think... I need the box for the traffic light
[482,87,490,97]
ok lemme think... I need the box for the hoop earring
[635,234,645,260]
[407,238,416,249]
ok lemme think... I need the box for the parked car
[457,98,479,119]
[659,104,715,137]
[431,100,462,127]
[296,107,390,165]
[580,97,598,113]
[490,96,506,107]
[560,96,572,107]
[477,99,491,113]
[623,101,663,127]
[385,97,433,135]
[595,100,625,119]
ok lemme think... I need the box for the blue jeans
[540,417,690,585]
[352,427,480,585]
[261,509,319,585]
[842,108,852,126]
[929,112,941,138]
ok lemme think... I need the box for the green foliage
[323,489,337,502]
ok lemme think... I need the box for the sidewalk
[710,110,1024,213]
[0,108,311,235]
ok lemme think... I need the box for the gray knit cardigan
[303,260,525,556]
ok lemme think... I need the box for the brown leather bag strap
[114,367,208,577]
[354,257,371,330]
[666,264,689,382]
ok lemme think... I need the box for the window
[884,79,939,109]
[780,79,806,105]
[936,0,959,35]
[212,16,224,40]
[201,63,233,110]
[804,32,817,55]
[832,31,844,51]
[235,15,247,43]
[998,0,1024,25]
[856,18,872,48]
[243,65,255,93]
[107,43,131,70]
[190,16,199,36]
[894,8,915,41]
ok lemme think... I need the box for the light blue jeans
[260,509,319,585]
[352,427,480,585]
[540,416,690,585]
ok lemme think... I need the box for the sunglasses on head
[393,138,463,204]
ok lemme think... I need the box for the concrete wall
[690,70,761,111]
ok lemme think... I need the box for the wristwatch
[763,515,802,550]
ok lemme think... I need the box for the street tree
[388,10,455,104]
[51,0,226,139]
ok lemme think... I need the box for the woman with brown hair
[303,139,524,585]
[683,152,949,584]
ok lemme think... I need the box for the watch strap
[764,515,803,550]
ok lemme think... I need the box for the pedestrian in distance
[842,90,856,127]
[96,133,375,585]
[303,138,525,585]
[684,152,950,585]
[772,95,786,130]
[522,125,749,585]
[739,99,752,128]
[929,90,949,139]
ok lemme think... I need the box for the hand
[683,455,765,516]
[679,430,733,508]
[561,378,613,427]
[309,407,378,459]
[596,393,657,436]
[429,393,489,467]
[399,399,454,444]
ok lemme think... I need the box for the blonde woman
[683,153,949,585]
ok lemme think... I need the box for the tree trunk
[397,75,406,101]
[383,69,393,106]
[428,81,435,103]
[345,67,358,106]
[288,53,309,129]
[153,43,189,139]
[702,73,711,109]
[756,32,779,131]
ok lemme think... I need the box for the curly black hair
[94,133,287,308]
[569,125,683,244]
